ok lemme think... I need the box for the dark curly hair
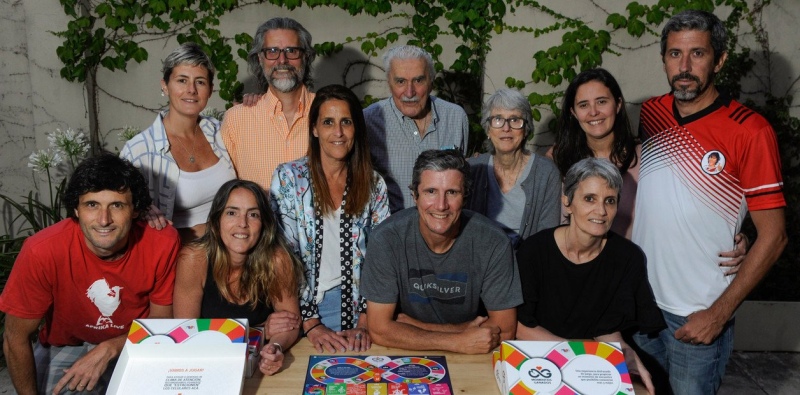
[64,152,152,218]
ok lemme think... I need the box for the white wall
[1,0,798,234]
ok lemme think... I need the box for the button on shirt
[364,96,469,212]
[221,86,315,189]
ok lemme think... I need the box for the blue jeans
[633,309,734,394]
[317,285,343,332]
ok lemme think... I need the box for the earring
[161,90,165,97]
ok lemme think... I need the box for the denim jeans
[633,309,734,395]
[317,285,343,332]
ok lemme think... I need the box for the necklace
[170,124,200,163]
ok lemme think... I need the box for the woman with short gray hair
[466,88,561,248]
[516,157,665,394]
[122,42,235,244]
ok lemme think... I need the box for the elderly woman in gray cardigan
[466,89,561,248]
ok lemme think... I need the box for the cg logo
[528,367,552,378]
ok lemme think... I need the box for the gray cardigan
[466,153,562,243]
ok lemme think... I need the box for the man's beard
[671,72,710,101]
[266,63,304,93]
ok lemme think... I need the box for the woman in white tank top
[121,42,235,243]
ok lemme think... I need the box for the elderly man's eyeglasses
[488,116,526,130]
[259,47,304,60]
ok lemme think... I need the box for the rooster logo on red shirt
[86,278,123,326]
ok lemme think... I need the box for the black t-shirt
[516,226,664,339]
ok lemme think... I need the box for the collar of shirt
[263,85,310,118]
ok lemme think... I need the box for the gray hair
[409,149,471,198]
[382,45,436,80]
[563,157,623,206]
[481,89,534,154]
[660,10,727,63]
[162,42,215,85]
[247,17,316,90]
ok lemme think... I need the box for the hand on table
[336,327,371,352]
[457,318,500,354]
[307,324,348,353]
[259,343,284,376]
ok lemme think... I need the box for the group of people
[0,9,786,395]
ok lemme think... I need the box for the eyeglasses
[259,47,304,60]
[487,116,526,130]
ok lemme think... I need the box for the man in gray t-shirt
[361,150,522,354]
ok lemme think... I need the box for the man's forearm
[94,333,128,362]
[710,210,787,321]
[4,334,38,395]
[396,313,470,333]
[370,321,462,352]
[711,238,785,320]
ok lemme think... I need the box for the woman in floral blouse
[270,84,390,353]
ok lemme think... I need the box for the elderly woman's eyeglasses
[488,116,526,130]
[259,47,304,60]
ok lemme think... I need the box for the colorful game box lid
[108,318,250,394]
[304,355,453,394]
[495,340,635,395]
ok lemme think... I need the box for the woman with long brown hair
[173,179,303,375]
[271,84,390,353]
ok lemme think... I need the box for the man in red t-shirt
[0,153,180,394]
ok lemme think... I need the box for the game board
[304,355,453,395]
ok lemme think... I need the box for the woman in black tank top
[173,179,304,376]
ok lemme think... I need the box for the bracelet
[272,342,283,353]
[305,322,324,335]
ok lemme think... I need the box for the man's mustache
[671,72,701,85]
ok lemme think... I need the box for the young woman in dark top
[173,179,303,376]
[516,157,665,394]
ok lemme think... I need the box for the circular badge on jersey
[702,150,725,175]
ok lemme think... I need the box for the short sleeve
[740,124,785,210]
[480,238,523,312]
[0,240,54,319]
[360,226,400,304]
[146,227,181,306]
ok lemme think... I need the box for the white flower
[118,125,140,142]
[48,127,89,160]
[28,149,63,173]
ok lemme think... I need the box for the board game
[303,355,453,394]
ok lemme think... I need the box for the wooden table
[242,338,647,394]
